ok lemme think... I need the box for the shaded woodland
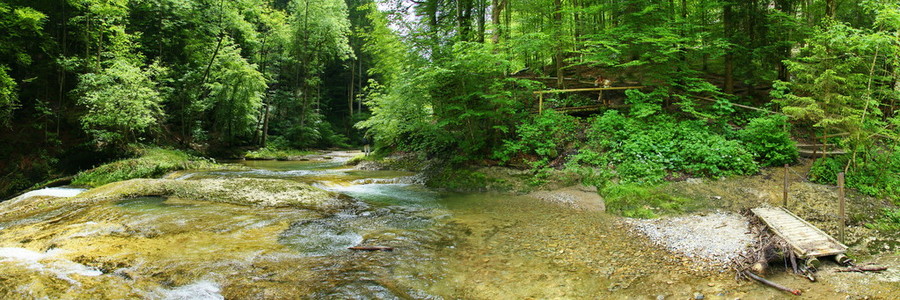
[1,0,899,203]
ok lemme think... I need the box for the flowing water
[1,154,897,299]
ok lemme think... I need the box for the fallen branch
[743,271,802,296]
[836,265,888,273]
[348,246,394,251]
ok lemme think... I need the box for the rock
[694,292,705,300]
[527,185,605,211]
[75,178,346,211]
[656,295,666,300]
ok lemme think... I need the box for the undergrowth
[71,147,225,187]
[244,147,316,160]
[601,183,691,218]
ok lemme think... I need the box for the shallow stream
[0,154,897,299]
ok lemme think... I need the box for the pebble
[625,212,753,269]
[693,292,705,300]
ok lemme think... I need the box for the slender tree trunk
[775,0,793,82]
[349,59,354,118]
[724,1,735,94]
[826,0,836,18]
[554,0,564,88]
[477,0,486,43]
[261,104,269,147]
[358,59,362,114]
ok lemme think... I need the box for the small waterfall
[350,173,425,185]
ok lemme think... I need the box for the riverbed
[0,152,897,299]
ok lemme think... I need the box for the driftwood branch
[743,271,802,296]
[836,265,888,273]
[348,246,394,251]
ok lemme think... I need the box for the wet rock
[76,178,346,210]
[694,292,705,299]
[527,185,605,212]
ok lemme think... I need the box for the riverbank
[355,152,899,297]
[1,151,897,298]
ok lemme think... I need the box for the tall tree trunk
[490,0,506,44]
[476,0,486,43]
[554,0,564,88]
[826,0,836,18]
[723,1,735,94]
[775,0,793,82]
[261,104,269,148]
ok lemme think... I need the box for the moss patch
[244,148,317,160]
[77,178,346,211]
[71,148,239,187]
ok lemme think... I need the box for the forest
[1,0,899,205]
[1,0,899,298]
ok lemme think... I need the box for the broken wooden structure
[751,207,848,268]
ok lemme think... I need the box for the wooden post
[538,93,543,113]
[783,164,789,207]
[838,172,845,243]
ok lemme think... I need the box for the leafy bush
[736,115,798,166]
[809,145,900,199]
[581,113,758,184]
[496,110,580,166]
[71,147,225,187]
[866,208,900,231]
[601,184,690,218]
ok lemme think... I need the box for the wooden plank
[751,207,847,259]
[533,86,645,94]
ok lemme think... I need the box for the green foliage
[496,110,580,166]
[359,40,538,159]
[0,2,46,125]
[772,20,898,153]
[71,147,224,187]
[75,59,166,147]
[583,112,758,184]
[244,148,315,160]
[736,115,799,167]
[867,208,900,232]
[244,135,317,159]
[601,184,690,219]
[0,66,16,125]
[205,42,266,143]
[809,145,900,199]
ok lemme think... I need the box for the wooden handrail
[533,86,644,94]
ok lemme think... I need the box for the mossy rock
[77,178,346,211]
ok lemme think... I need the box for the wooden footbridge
[533,86,644,113]
[751,207,848,263]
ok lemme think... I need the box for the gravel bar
[625,212,754,270]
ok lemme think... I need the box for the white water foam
[160,280,224,300]
[0,247,103,284]
[10,187,87,202]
